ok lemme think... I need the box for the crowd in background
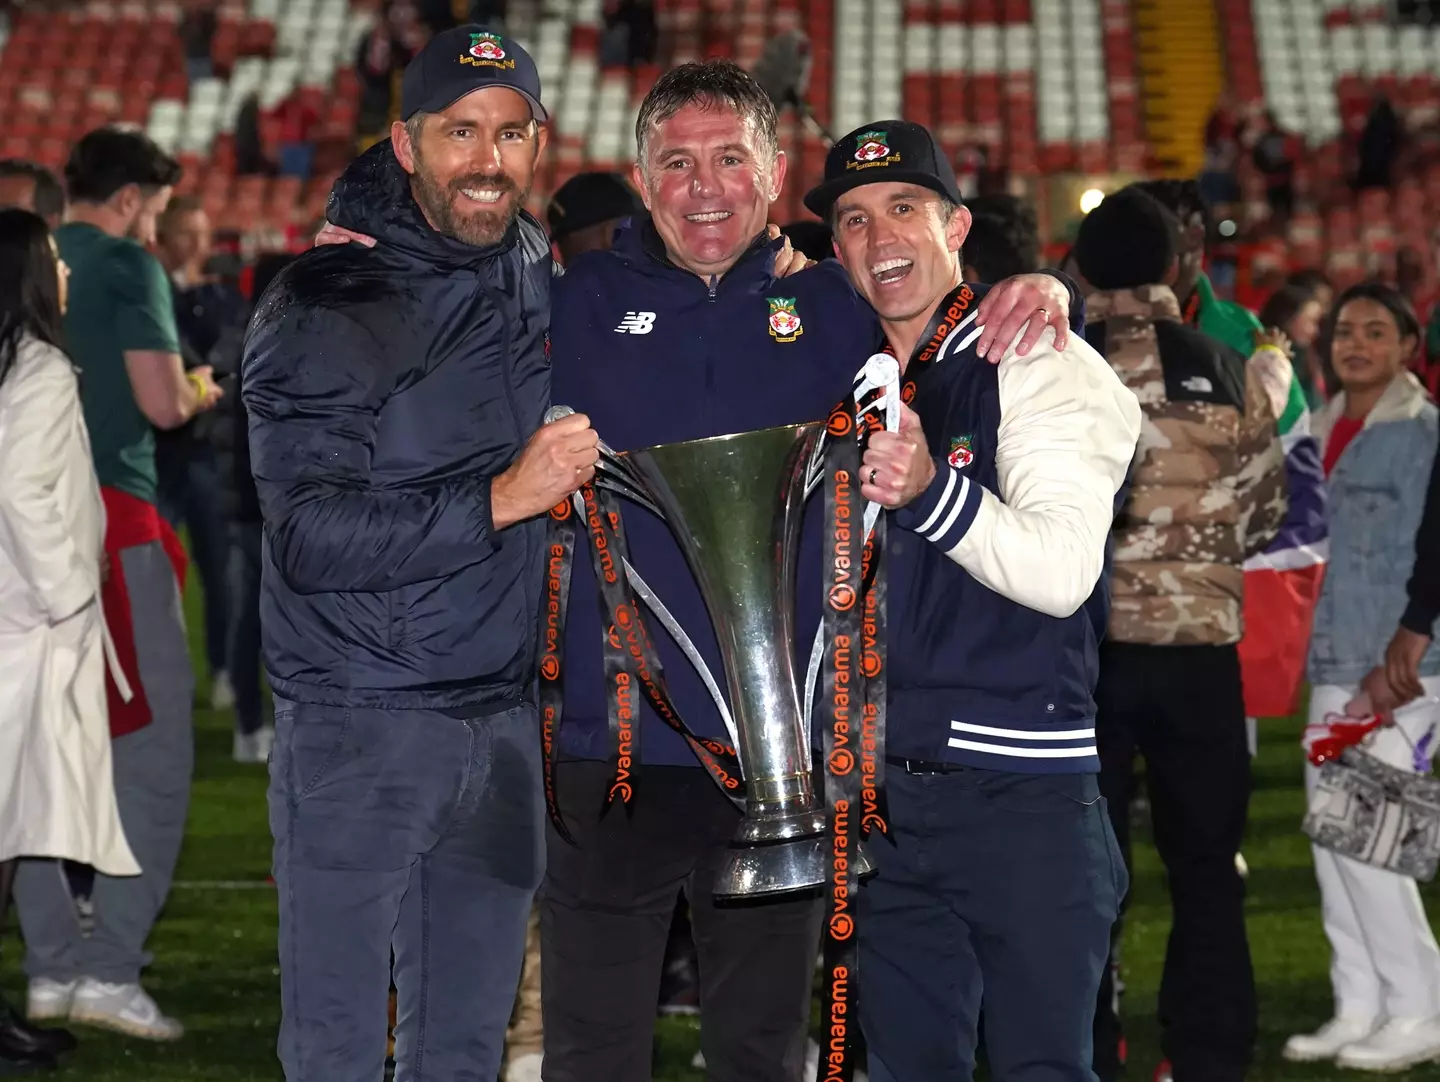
[0,38,1438,1078]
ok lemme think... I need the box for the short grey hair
[635,61,779,169]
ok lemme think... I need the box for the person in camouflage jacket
[1073,187,1288,1082]
[1095,281,1289,645]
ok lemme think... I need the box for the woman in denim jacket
[1287,283,1440,1071]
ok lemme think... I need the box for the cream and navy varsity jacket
[886,283,1143,773]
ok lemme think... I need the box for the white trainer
[504,1052,542,1082]
[233,724,275,764]
[1284,1016,1378,1062]
[1335,1016,1440,1072]
[210,670,236,710]
[25,978,77,1022]
[69,979,183,1041]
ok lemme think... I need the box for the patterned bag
[1303,747,1440,881]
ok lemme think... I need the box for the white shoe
[1284,1016,1378,1062]
[210,670,235,710]
[26,977,77,1021]
[69,979,183,1041]
[1335,1016,1440,1071]
[233,724,275,764]
[504,1052,542,1082]
[1234,851,1249,878]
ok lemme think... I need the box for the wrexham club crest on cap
[767,297,803,342]
[847,130,901,171]
[462,31,516,69]
[948,434,974,469]
[854,131,890,162]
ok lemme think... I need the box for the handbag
[1303,744,1440,881]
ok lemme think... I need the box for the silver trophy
[618,423,872,898]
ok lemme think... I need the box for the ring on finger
[868,467,878,486]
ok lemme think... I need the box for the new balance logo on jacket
[614,311,656,334]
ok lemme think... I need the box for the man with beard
[806,121,1141,1081]
[14,128,222,1043]
[241,28,597,1082]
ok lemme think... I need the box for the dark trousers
[1093,643,1256,1082]
[157,449,229,677]
[540,761,822,1082]
[269,700,544,1082]
[227,522,264,734]
[860,766,1124,1081]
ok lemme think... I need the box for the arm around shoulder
[909,331,1141,618]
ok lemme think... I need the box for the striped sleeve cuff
[893,456,984,551]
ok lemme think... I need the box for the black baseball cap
[803,120,962,219]
[546,172,641,240]
[401,24,547,123]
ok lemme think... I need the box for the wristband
[1253,344,1288,360]
[187,372,209,400]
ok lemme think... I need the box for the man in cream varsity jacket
[804,121,1142,1082]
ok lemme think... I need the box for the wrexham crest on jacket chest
[948,434,974,469]
[767,297,803,342]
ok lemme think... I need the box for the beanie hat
[1073,188,1178,292]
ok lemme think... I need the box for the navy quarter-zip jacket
[550,219,878,765]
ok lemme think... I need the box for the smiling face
[393,86,547,247]
[830,181,970,326]
[634,100,784,279]
[1331,296,1416,395]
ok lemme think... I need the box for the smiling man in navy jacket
[804,121,1143,1081]
[543,67,1082,1082]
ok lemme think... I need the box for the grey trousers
[14,540,195,986]
[271,698,544,1082]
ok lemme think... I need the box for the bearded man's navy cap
[803,120,963,218]
[401,24,548,122]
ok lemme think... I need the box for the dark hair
[1330,280,1422,344]
[965,193,1038,238]
[0,160,66,223]
[64,127,182,205]
[1286,267,1332,296]
[0,209,66,389]
[1127,177,1212,243]
[635,61,778,166]
[962,210,1039,283]
[1259,284,1321,334]
[1072,188,1178,291]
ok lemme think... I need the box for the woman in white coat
[0,209,139,963]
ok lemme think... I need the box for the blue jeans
[227,522,264,734]
[859,766,1126,1082]
[269,699,544,1082]
[157,450,229,678]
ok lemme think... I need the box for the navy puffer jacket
[242,140,553,712]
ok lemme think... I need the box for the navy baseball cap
[401,25,548,123]
[803,120,962,218]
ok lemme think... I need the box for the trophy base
[713,834,876,899]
